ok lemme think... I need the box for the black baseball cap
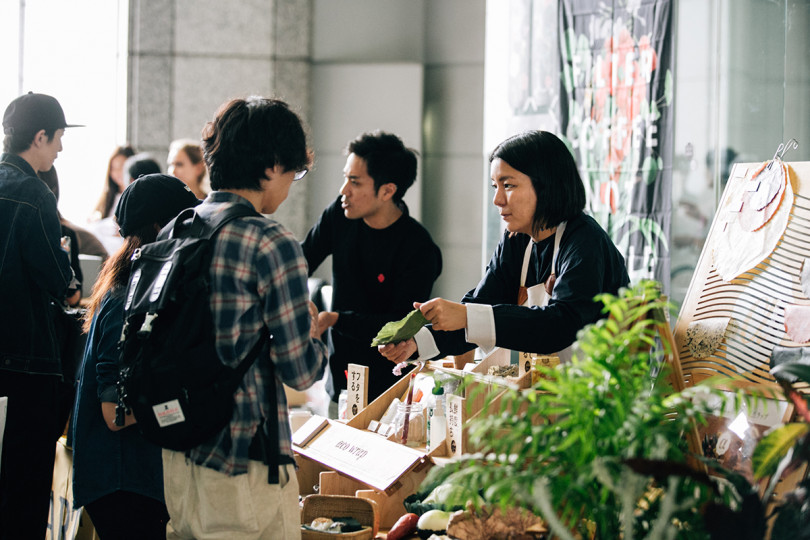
[115,174,201,237]
[2,92,83,134]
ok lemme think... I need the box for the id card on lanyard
[515,222,572,378]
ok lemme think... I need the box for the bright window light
[728,412,750,439]
[1,0,129,225]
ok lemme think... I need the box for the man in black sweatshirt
[302,131,442,412]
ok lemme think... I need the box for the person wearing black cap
[70,174,200,539]
[0,92,80,538]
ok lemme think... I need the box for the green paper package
[370,309,429,347]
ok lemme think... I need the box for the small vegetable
[387,512,418,540]
[422,483,484,507]
[417,509,451,532]
[371,309,429,346]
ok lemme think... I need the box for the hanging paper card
[712,162,794,282]
[784,304,810,344]
[738,161,787,231]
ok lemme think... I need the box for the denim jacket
[0,153,73,375]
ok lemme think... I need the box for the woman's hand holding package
[415,298,467,332]
[378,339,418,364]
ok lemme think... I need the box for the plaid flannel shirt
[186,192,327,476]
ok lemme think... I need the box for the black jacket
[0,153,73,375]
[431,212,630,356]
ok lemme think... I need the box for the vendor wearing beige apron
[379,130,629,368]
[516,222,573,364]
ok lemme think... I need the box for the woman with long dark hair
[92,144,135,220]
[71,174,200,539]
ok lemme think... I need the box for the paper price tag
[346,363,369,420]
[446,393,466,456]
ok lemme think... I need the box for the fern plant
[425,281,762,539]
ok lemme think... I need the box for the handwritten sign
[446,393,465,457]
[294,416,425,492]
[347,363,369,420]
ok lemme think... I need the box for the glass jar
[393,402,425,447]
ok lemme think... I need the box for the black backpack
[115,203,269,451]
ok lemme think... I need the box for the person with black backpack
[70,174,201,539]
[158,96,328,539]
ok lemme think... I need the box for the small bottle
[427,385,446,452]
[337,389,348,420]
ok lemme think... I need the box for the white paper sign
[295,417,424,491]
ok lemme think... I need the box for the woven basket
[301,495,379,539]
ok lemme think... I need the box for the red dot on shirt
[377,273,385,283]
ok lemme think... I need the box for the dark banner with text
[558,0,673,290]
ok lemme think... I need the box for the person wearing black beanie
[70,173,198,540]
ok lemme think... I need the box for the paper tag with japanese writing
[152,399,185,427]
[446,393,466,457]
[347,363,369,420]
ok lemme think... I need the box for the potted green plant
[419,281,764,539]
[746,357,810,539]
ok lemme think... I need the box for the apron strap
[519,240,533,288]
[520,222,567,287]
[550,222,567,279]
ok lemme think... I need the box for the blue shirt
[186,192,328,476]
[71,289,165,508]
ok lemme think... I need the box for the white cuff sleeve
[465,303,496,354]
[413,326,440,361]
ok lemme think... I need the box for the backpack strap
[159,202,261,242]
[161,202,282,479]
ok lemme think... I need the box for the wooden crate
[300,494,379,539]
[294,415,432,529]
[293,354,535,527]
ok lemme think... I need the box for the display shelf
[294,355,529,528]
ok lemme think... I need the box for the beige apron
[517,223,573,365]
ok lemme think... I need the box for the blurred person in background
[39,165,110,295]
[92,144,135,221]
[87,152,162,255]
[168,138,208,199]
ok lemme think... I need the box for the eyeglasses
[294,169,308,181]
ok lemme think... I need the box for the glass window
[1,0,129,224]
[670,0,810,309]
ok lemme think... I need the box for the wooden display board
[674,161,809,388]
[674,160,809,489]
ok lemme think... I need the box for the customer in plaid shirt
[162,96,328,540]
